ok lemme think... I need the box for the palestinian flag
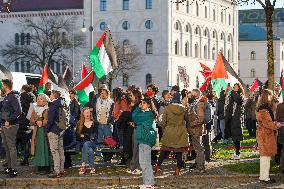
[81,63,89,79]
[74,65,94,106]
[211,53,228,96]
[38,64,48,94]
[280,70,284,100]
[89,29,118,79]
[63,65,73,87]
[199,63,212,92]
[249,78,262,93]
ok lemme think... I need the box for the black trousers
[157,151,183,168]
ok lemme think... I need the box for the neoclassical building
[84,0,238,90]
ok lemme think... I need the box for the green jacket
[132,107,157,147]
[162,104,189,148]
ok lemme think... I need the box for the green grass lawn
[223,161,280,174]
[212,129,258,159]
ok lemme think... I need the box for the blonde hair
[37,94,49,106]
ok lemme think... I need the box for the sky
[239,1,284,10]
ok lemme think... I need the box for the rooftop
[0,0,83,12]
[239,24,280,41]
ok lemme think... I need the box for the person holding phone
[256,89,282,183]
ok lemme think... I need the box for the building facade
[0,0,85,82]
[84,0,238,90]
[239,8,284,85]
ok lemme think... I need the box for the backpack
[56,104,69,130]
[204,101,212,124]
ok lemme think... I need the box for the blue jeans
[139,143,155,185]
[82,141,96,168]
[219,119,225,139]
[97,124,113,143]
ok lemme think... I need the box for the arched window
[20,59,25,72]
[229,14,231,25]
[15,62,20,72]
[204,30,208,37]
[15,33,19,45]
[176,1,179,10]
[227,35,231,42]
[251,69,256,78]
[26,33,31,45]
[20,33,25,45]
[146,73,152,86]
[185,42,189,56]
[123,0,129,10]
[212,47,216,60]
[146,39,153,54]
[213,31,216,38]
[146,0,152,9]
[175,21,179,31]
[196,2,199,16]
[175,40,179,55]
[221,12,224,23]
[100,22,107,31]
[145,20,153,29]
[122,21,130,30]
[227,49,231,62]
[205,6,207,18]
[213,9,216,21]
[221,33,224,40]
[251,51,256,60]
[123,39,130,54]
[26,61,31,73]
[100,0,107,11]
[195,27,199,35]
[186,25,189,32]
[122,73,129,87]
[195,43,199,58]
[204,45,208,59]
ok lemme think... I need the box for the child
[132,97,157,189]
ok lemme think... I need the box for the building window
[175,40,179,55]
[195,43,199,58]
[146,73,152,86]
[204,45,208,59]
[175,21,179,31]
[196,76,199,88]
[213,9,216,21]
[15,33,19,45]
[176,1,179,11]
[238,70,240,77]
[196,2,199,16]
[100,22,107,31]
[205,6,207,18]
[186,25,189,32]
[221,12,224,23]
[56,62,61,74]
[251,69,255,78]
[26,61,31,73]
[213,31,216,38]
[227,35,231,42]
[229,14,231,25]
[146,39,153,54]
[238,52,240,60]
[122,21,130,30]
[204,30,208,37]
[282,51,284,60]
[146,0,152,9]
[100,0,107,11]
[123,39,130,54]
[20,33,25,45]
[185,42,189,57]
[15,62,20,72]
[26,33,31,45]
[21,59,25,72]
[195,27,199,35]
[186,0,189,13]
[251,51,256,60]
[122,73,129,87]
[123,0,129,10]
[221,33,224,40]
[212,47,216,60]
[227,49,231,62]
[145,20,153,29]
[50,60,55,71]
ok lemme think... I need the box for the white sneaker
[139,185,156,189]
[131,169,142,175]
[231,154,240,160]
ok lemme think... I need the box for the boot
[154,165,161,174]
[173,167,181,176]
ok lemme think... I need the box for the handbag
[103,136,118,148]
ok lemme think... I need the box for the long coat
[256,109,280,157]
[225,91,244,141]
[162,104,189,148]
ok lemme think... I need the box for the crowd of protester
[0,78,284,188]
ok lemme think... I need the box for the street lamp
[81,20,87,33]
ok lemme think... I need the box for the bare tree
[104,42,141,90]
[0,16,84,71]
[174,0,278,91]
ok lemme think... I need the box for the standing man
[1,79,22,177]
[69,90,80,128]
[187,89,205,173]
[46,90,66,178]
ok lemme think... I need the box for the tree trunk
[266,5,275,91]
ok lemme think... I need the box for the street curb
[0,174,273,187]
